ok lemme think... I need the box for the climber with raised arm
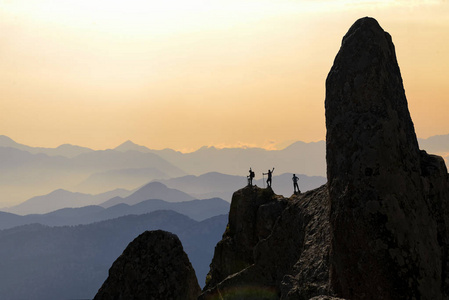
[263,168,275,187]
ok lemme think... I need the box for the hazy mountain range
[0,197,229,230]
[418,134,449,156]
[1,134,447,206]
[2,173,325,215]
[3,181,195,215]
[0,135,93,158]
[158,171,327,200]
[0,144,185,205]
[3,188,130,215]
[0,211,227,300]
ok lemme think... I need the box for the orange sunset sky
[1,0,448,152]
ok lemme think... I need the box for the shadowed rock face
[94,230,201,300]
[200,185,332,300]
[201,16,449,300]
[326,17,449,299]
[203,186,287,290]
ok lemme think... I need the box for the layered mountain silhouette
[2,171,325,215]
[0,146,185,204]
[4,181,195,215]
[100,181,195,208]
[3,188,130,215]
[75,167,170,193]
[0,135,93,157]
[148,141,327,177]
[2,134,447,205]
[158,172,326,201]
[0,211,227,300]
[0,197,229,230]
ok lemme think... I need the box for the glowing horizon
[1,0,448,152]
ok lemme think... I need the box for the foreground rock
[94,230,201,300]
[326,17,449,299]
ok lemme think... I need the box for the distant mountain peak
[114,140,151,153]
[0,135,15,142]
[0,135,20,147]
[121,140,136,145]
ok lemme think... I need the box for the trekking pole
[262,173,265,188]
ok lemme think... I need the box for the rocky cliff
[94,230,201,300]
[200,184,333,300]
[200,16,449,300]
[325,17,449,299]
[93,17,449,300]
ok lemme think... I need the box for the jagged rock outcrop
[326,17,449,299]
[203,186,287,290]
[200,184,333,300]
[94,230,200,300]
[200,16,449,300]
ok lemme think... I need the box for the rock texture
[94,230,201,300]
[200,184,333,300]
[200,16,449,300]
[325,17,449,299]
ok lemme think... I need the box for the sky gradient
[1,0,448,152]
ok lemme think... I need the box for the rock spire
[326,17,449,299]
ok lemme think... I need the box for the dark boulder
[94,230,201,300]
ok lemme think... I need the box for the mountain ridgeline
[1,131,447,205]
[95,17,449,299]
[0,136,329,206]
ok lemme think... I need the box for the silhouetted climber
[292,174,301,194]
[263,168,274,187]
[247,168,255,186]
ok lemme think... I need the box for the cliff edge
[326,17,449,299]
[201,16,449,300]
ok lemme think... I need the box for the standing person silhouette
[292,174,301,194]
[263,168,275,187]
[247,168,255,186]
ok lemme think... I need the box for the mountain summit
[114,140,151,152]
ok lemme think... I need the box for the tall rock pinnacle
[326,17,449,299]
